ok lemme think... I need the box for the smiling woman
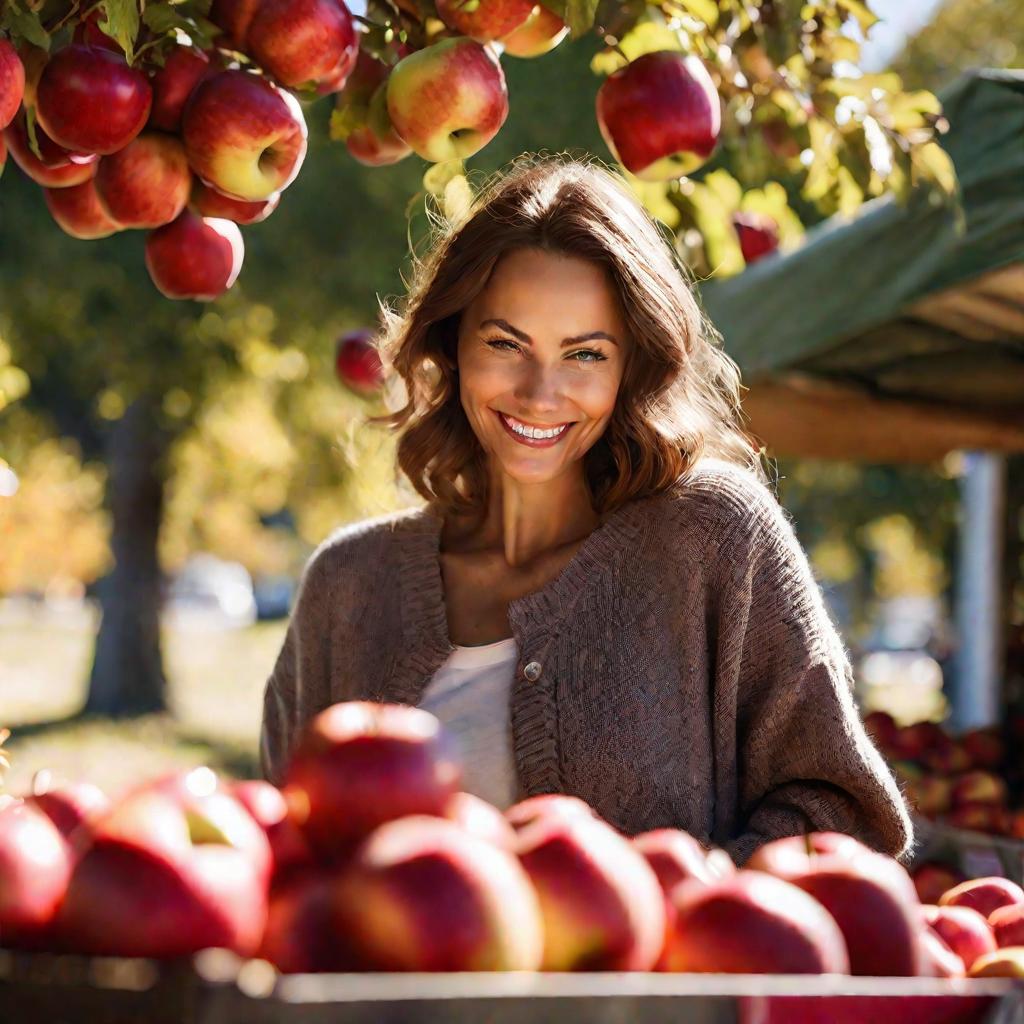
[260,153,913,865]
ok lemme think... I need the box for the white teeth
[501,414,568,440]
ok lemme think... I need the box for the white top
[417,637,520,811]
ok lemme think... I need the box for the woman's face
[456,248,631,486]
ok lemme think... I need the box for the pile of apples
[0,0,729,302]
[864,711,1023,838]
[9,699,1024,979]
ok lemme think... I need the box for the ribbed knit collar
[376,493,653,711]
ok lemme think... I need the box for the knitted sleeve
[259,545,334,787]
[706,470,914,866]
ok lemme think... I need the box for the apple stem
[803,830,814,860]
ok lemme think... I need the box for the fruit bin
[4,950,1023,1024]
[913,814,1024,886]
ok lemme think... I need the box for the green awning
[699,69,1024,459]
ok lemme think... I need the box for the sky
[858,0,948,70]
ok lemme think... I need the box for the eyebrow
[480,318,619,347]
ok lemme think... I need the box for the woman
[260,154,912,865]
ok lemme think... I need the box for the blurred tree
[893,0,1023,90]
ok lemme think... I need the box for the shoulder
[652,457,793,552]
[295,504,436,595]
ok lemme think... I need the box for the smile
[495,411,574,446]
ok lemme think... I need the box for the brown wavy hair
[370,151,765,522]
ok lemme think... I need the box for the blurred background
[1,0,1022,797]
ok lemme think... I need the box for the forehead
[467,248,626,333]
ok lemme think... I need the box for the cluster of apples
[865,711,1022,838]
[3,698,1024,983]
[0,7,325,302]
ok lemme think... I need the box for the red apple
[247,0,358,90]
[232,779,312,880]
[505,793,598,830]
[335,815,544,970]
[259,870,361,972]
[345,82,412,166]
[0,800,73,948]
[95,132,191,229]
[1009,810,1024,840]
[733,210,779,265]
[36,44,152,155]
[498,4,569,58]
[596,51,720,181]
[961,727,1004,770]
[435,0,535,42]
[182,69,307,202]
[335,329,384,394]
[989,904,1024,948]
[149,46,217,133]
[905,775,953,817]
[893,721,947,761]
[940,877,1024,920]
[209,0,262,49]
[947,801,1011,835]
[912,862,966,905]
[190,179,279,224]
[145,209,244,301]
[386,37,509,162]
[920,927,966,977]
[443,791,517,850]
[969,946,1024,978]
[922,904,997,972]
[56,786,269,958]
[950,770,1008,807]
[786,851,926,976]
[3,112,99,187]
[745,831,870,879]
[283,701,462,859]
[515,813,666,971]
[863,710,899,750]
[0,38,25,130]
[921,741,972,775]
[28,780,112,839]
[662,870,850,974]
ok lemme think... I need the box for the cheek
[573,372,623,422]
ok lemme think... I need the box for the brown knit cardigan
[260,458,913,865]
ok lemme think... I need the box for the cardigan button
[523,660,542,682]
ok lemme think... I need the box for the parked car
[163,554,257,629]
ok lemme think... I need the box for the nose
[512,360,563,416]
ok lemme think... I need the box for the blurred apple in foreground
[335,815,544,970]
[969,947,1024,978]
[284,701,461,859]
[989,903,1024,948]
[922,904,996,972]
[920,927,966,978]
[145,210,245,301]
[335,330,385,394]
[912,862,966,904]
[662,870,850,974]
[940,877,1024,920]
[443,791,517,850]
[505,793,597,831]
[0,800,73,948]
[28,780,112,839]
[515,813,665,971]
[386,37,509,163]
[233,779,312,880]
[596,51,720,182]
[745,831,868,879]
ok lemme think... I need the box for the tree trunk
[84,396,169,716]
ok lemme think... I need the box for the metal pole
[951,452,1006,730]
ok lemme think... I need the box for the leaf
[913,141,958,198]
[669,0,717,28]
[98,0,140,62]
[836,0,879,34]
[329,103,368,142]
[2,5,51,50]
[590,20,683,76]
[538,0,599,39]
[142,5,192,36]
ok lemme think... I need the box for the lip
[495,410,575,448]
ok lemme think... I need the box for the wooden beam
[741,375,1024,463]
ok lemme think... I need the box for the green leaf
[142,5,192,36]
[98,0,140,62]
[2,5,51,50]
[669,0,717,28]
[329,103,368,142]
[590,20,683,76]
[538,0,598,40]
